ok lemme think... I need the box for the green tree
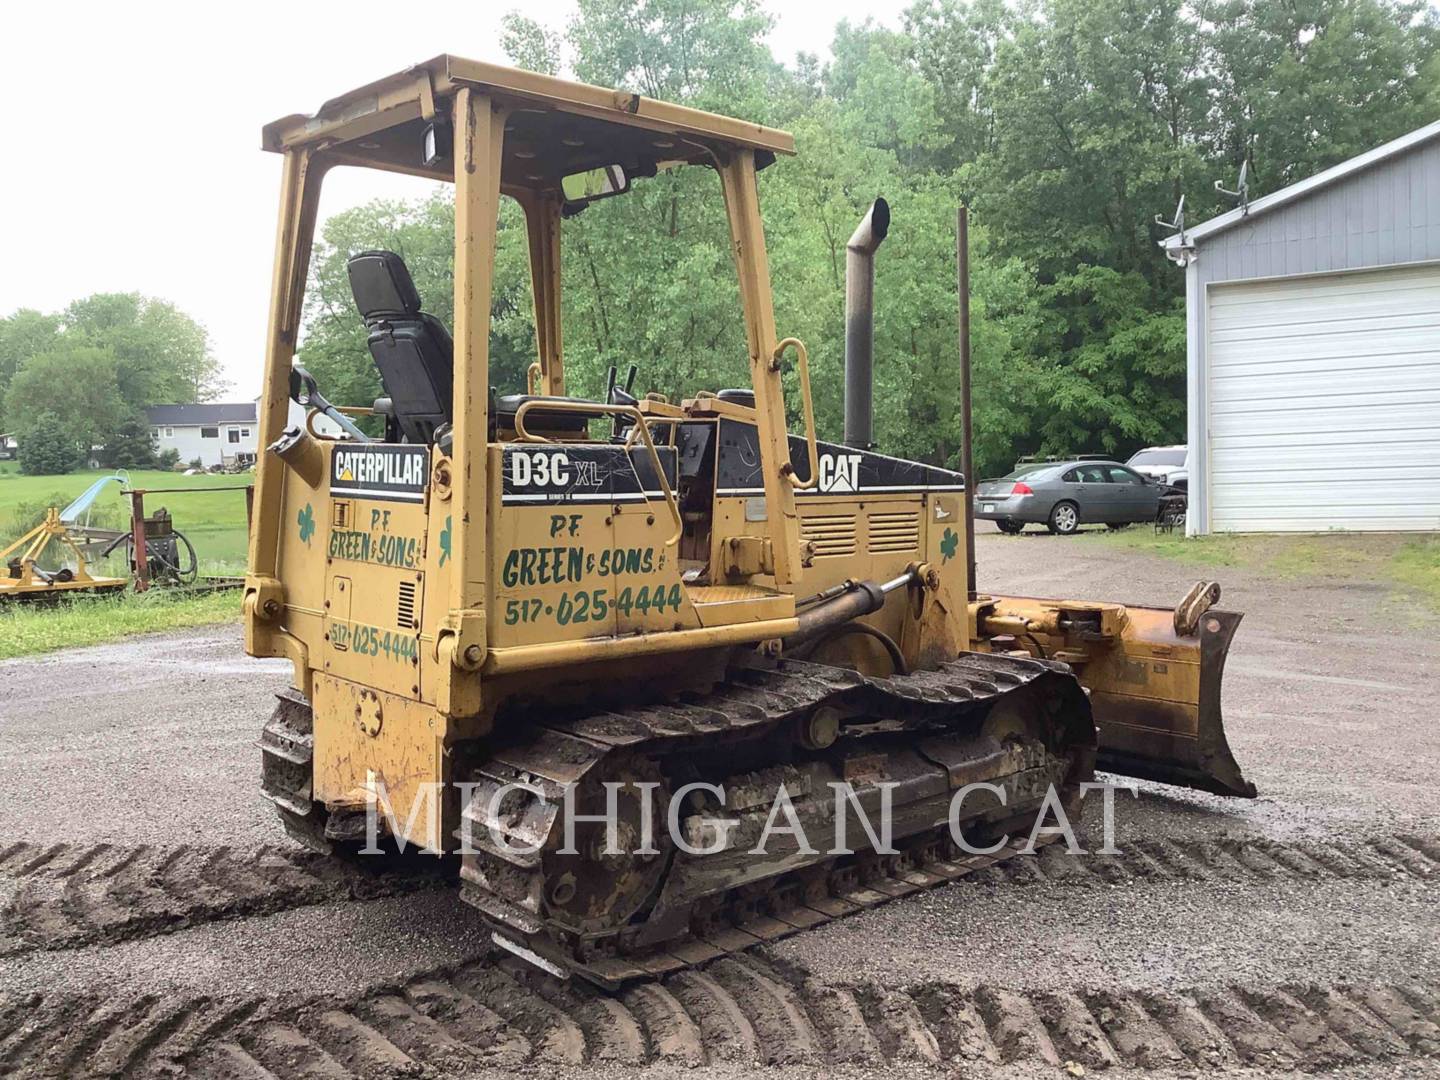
[903,0,1013,170]
[0,309,61,432]
[1,293,223,449]
[5,346,127,455]
[568,0,780,118]
[500,13,563,74]
[99,413,159,469]
[1203,0,1440,190]
[288,0,1437,476]
[544,0,786,402]
[17,411,83,475]
[64,293,225,408]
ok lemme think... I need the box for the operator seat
[493,393,590,436]
[347,250,453,444]
[348,249,602,442]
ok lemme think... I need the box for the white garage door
[1207,263,1440,531]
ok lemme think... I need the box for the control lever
[289,365,374,442]
[609,364,640,439]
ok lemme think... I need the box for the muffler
[844,198,890,450]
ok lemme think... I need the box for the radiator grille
[800,512,858,558]
[868,510,921,553]
[397,580,418,630]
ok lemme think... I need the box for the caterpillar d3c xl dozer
[246,58,1254,989]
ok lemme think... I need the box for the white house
[147,403,260,468]
[147,398,348,468]
[1163,119,1440,534]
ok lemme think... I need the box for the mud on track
[0,842,442,957]
[2,953,1438,1076]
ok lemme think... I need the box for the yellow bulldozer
[245,57,1252,988]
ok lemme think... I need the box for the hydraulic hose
[791,621,909,675]
[781,570,916,654]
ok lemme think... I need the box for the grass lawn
[1391,537,1440,612]
[0,463,251,655]
[1074,525,1440,614]
[0,587,243,660]
[0,463,253,574]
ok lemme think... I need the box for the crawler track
[0,842,443,956]
[480,828,1440,988]
[2,957,1437,1075]
[461,653,1095,985]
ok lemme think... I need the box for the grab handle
[773,337,818,490]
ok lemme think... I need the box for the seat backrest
[347,251,453,444]
[715,388,756,408]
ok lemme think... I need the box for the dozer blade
[1085,604,1254,798]
[983,586,1256,798]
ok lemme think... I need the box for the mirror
[289,365,318,406]
[561,164,628,204]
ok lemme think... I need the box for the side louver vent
[397,580,418,630]
[868,510,921,553]
[800,512,858,558]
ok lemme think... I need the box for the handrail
[622,414,681,449]
[773,337,819,490]
[305,408,346,441]
[527,361,543,395]
[512,399,683,547]
[304,405,373,442]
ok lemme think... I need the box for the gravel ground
[0,633,288,848]
[0,891,492,999]
[974,527,1440,843]
[0,530,1435,1078]
[774,877,1439,991]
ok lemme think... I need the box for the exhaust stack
[844,198,890,450]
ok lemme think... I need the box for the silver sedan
[974,460,1163,535]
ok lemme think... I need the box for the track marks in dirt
[1,833,1430,960]
[2,959,1438,1076]
[0,842,442,956]
[967,832,1440,887]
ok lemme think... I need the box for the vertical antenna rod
[956,206,977,601]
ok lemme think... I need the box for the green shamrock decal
[939,527,958,563]
[297,503,316,545]
[438,515,452,567]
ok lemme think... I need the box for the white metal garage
[1206,264,1440,531]
[1165,118,1440,534]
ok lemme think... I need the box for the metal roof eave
[1162,116,1440,253]
[262,55,796,158]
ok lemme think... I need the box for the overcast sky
[1,0,903,401]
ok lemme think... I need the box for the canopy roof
[263,56,795,190]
